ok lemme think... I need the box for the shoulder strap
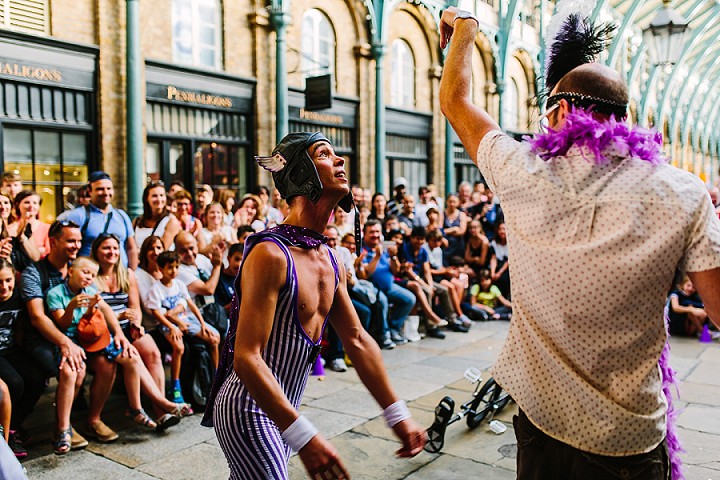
[150,213,167,236]
[81,205,91,236]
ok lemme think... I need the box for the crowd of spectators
[3,164,720,467]
[0,167,516,462]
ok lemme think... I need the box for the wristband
[453,11,479,28]
[281,415,319,452]
[383,400,411,428]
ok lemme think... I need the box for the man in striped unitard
[203,132,426,479]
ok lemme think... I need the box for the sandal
[170,402,194,417]
[155,413,181,432]
[425,396,455,454]
[54,428,72,455]
[127,408,157,430]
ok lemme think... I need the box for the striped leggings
[213,372,292,479]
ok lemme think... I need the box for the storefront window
[387,134,428,198]
[391,39,416,109]
[453,143,484,187]
[172,0,222,69]
[301,9,335,78]
[2,127,88,221]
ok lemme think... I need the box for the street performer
[202,132,426,479]
[439,4,720,479]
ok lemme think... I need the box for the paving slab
[677,381,720,407]
[678,404,720,436]
[685,360,720,387]
[137,442,229,480]
[301,405,368,439]
[85,414,215,468]
[24,450,156,480]
[404,454,515,480]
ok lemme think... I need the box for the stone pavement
[19,321,720,479]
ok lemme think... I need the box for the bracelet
[453,11,479,28]
[383,400,411,428]
[281,415,319,452]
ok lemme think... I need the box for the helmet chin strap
[353,204,362,255]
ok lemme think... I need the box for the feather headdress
[543,0,617,98]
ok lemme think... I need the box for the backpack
[179,337,214,412]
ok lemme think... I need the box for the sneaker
[459,314,472,327]
[7,431,27,458]
[172,388,186,404]
[328,358,348,372]
[448,321,470,333]
[378,333,396,350]
[426,328,446,339]
[389,330,409,345]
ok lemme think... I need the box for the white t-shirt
[134,215,171,251]
[145,279,191,329]
[178,254,215,305]
[478,130,720,456]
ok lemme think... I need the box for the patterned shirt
[478,130,720,456]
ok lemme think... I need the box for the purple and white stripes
[211,233,339,479]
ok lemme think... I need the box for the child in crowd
[215,243,243,313]
[147,251,220,405]
[236,225,255,245]
[0,259,44,458]
[668,274,711,337]
[467,269,512,321]
[47,257,184,452]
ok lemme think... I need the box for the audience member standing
[58,171,138,269]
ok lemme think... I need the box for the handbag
[77,308,111,352]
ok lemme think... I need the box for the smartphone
[382,240,396,251]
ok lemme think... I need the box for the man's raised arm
[439,7,501,164]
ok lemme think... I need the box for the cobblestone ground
[20,321,720,479]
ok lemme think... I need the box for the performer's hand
[298,434,350,479]
[440,7,463,49]
[392,418,427,458]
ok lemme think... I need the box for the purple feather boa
[526,107,667,165]
[662,306,685,480]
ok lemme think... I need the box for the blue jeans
[326,299,372,360]
[382,283,416,332]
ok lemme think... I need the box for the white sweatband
[383,400,411,428]
[281,415,319,452]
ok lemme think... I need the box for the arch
[507,48,536,131]
[385,3,437,112]
[390,38,416,108]
[300,9,336,78]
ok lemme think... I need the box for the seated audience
[668,274,709,337]
[467,269,513,321]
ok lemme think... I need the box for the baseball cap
[393,177,408,189]
[77,310,111,353]
[88,171,111,183]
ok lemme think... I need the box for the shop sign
[0,61,62,82]
[299,108,343,125]
[167,85,233,108]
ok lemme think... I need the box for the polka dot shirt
[478,130,720,456]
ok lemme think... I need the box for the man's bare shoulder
[243,240,288,287]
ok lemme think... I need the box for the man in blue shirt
[358,219,415,344]
[58,171,138,268]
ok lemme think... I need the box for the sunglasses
[147,180,165,188]
[49,219,80,237]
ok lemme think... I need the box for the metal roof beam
[606,0,645,68]
[673,31,720,136]
[656,5,720,130]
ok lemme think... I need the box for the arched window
[391,39,415,108]
[301,10,335,77]
[172,0,222,69]
[503,78,519,129]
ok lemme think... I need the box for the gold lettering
[165,85,233,108]
[0,62,63,82]
[299,108,343,125]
